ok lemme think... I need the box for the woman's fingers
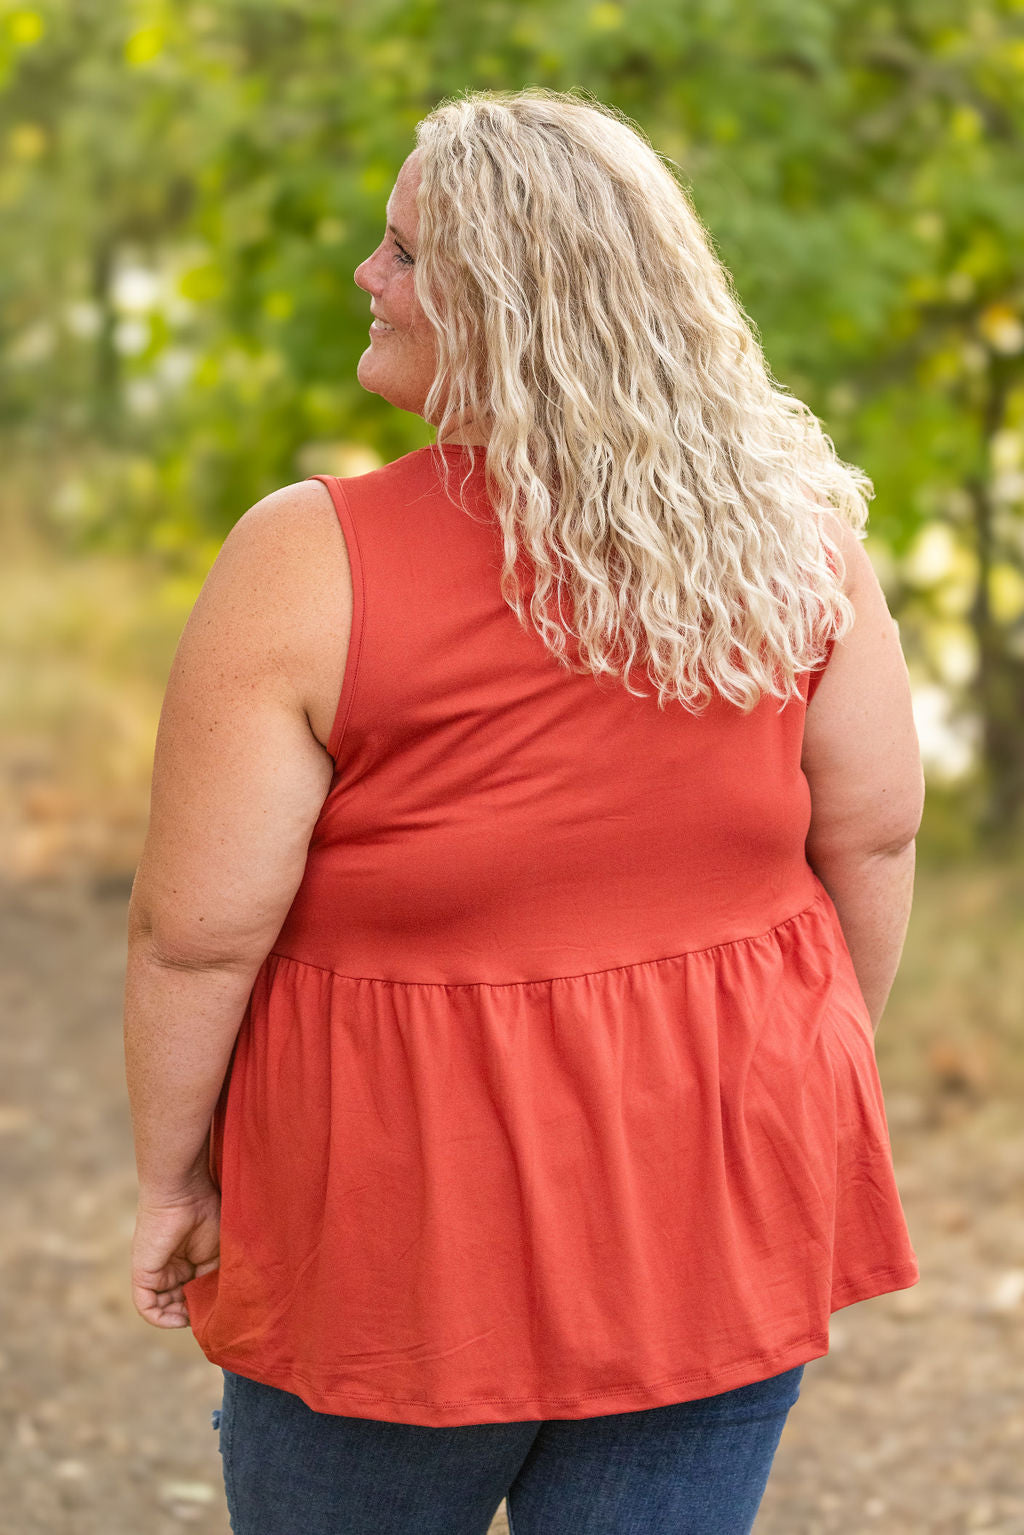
[132,1279,192,1327]
[129,1192,221,1327]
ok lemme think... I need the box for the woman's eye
[393,243,415,267]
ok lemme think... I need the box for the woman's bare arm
[801,516,925,1034]
[124,480,349,1199]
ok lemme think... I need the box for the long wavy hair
[412,87,871,712]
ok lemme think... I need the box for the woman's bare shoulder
[227,476,348,553]
[817,507,874,599]
[802,510,924,854]
[197,478,354,751]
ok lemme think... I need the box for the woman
[124,87,924,1535]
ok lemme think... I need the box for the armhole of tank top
[804,633,836,704]
[804,540,840,705]
[306,474,365,762]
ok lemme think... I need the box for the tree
[2,0,1022,834]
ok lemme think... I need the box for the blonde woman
[124,88,923,1534]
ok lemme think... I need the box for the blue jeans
[213,1362,805,1533]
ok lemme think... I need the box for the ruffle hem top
[183,445,918,1426]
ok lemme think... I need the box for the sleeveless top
[183,444,918,1427]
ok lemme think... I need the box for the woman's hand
[130,1174,222,1329]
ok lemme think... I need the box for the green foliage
[2,0,1023,834]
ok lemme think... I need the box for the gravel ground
[3,873,1023,1535]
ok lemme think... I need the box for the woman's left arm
[123,478,350,1327]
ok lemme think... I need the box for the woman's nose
[354,250,383,295]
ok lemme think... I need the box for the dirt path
[3,874,1023,1534]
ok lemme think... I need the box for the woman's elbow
[807,764,926,864]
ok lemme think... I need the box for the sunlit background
[3,3,1023,1533]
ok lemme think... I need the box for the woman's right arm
[801,516,926,1034]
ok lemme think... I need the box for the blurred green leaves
[1,0,1022,832]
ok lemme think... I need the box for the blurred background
[2,1,1022,1531]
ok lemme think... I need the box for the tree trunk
[966,356,1024,845]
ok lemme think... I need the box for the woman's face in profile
[354,151,439,420]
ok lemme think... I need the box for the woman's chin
[355,354,387,395]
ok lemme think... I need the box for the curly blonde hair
[412,86,871,712]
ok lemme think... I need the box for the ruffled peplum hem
[184,882,918,1426]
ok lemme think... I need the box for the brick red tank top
[183,444,918,1426]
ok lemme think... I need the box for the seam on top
[306,475,365,763]
[259,1330,827,1411]
[197,1255,918,1416]
[268,887,829,992]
